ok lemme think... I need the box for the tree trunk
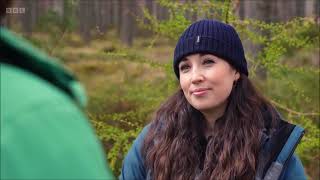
[119,0,134,46]
[295,0,305,17]
[78,0,91,43]
[23,0,38,36]
[111,0,121,36]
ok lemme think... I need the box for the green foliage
[62,0,78,31]
[36,0,78,32]
[90,116,142,176]
[36,10,62,32]
[102,0,319,178]
[137,0,233,41]
[26,0,79,54]
[88,49,177,174]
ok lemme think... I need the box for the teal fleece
[1,28,114,179]
[120,125,306,180]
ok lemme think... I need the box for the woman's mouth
[191,88,210,96]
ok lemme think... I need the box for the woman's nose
[191,68,204,84]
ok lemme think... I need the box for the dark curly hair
[142,74,279,180]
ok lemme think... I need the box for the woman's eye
[203,59,215,65]
[179,64,190,72]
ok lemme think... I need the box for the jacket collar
[0,27,86,107]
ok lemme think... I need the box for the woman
[120,19,306,180]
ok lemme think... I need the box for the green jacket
[0,27,114,179]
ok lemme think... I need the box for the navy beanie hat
[173,19,248,78]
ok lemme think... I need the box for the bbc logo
[6,8,25,14]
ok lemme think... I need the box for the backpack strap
[263,125,304,180]
[255,120,295,180]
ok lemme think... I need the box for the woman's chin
[191,104,214,112]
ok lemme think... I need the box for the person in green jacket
[0,2,114,179]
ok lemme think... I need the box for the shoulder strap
[255,120,295,180]
[263,125,304,180]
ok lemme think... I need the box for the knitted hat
[173,19,248,78]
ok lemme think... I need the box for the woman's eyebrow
[181,57,189,62]
[200,54,213,57]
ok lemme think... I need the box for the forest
[2,0,319,179]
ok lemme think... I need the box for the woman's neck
[201,102,228,139]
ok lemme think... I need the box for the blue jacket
[120,121,306,180]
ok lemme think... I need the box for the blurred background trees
[2,0,319,179]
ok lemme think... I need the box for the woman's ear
[235,71,240,81]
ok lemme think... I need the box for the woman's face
[179,53,240,115]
